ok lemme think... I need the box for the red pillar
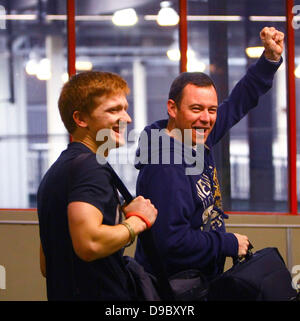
[286,0,298,214]
[179,0,188,73]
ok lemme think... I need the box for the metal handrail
[0,220,38,225]
[226,223,300,270]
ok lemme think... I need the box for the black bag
[207,247,298,301]
[168,269,208,301]
[124,256,161,301]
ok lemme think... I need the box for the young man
[37,71,157,300]
[134,27,284,281]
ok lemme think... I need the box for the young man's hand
[123,196,158,231]
[260,26,284,62]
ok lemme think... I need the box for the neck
[166,118,188,145]
[166,118,175,132]
[72,130,107,155]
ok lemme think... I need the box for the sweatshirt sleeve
[209,54,282,146]
[136,164,238,275]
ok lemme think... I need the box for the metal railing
[27,149,300,203]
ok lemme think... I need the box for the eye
[209,108,217,114]
[108,108,119,113]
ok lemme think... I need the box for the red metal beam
[67,0,76,142]
[179,0,188,73]
[67,0,76,77]
[286,0,298,214]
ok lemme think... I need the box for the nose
[121,110,132,124]
[199,109,210,124]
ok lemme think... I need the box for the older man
[134,27,284,281]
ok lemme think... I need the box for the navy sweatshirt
[134,54,282,280]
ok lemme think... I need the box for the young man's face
[85,93,131,149]
[171,84,218,145]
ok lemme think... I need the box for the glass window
[0,1,68,208]
[74,1,179,195]
[294,0,300,212]
[187,0,288,212]
[0,0,297,213]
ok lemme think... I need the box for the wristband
[121,221,136,247]
[125,212,152,229]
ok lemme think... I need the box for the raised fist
[260,27,284,61]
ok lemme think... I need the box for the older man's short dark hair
[168,72,216,107]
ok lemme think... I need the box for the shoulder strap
[106,163,175,300]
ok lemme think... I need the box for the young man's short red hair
[58,71,130,134]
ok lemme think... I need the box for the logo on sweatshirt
[291,265,300,290]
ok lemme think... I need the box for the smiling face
[75,93,132,152]
[168,84,218,145]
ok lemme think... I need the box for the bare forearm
[71,216,146,262]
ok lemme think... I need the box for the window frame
[0,0,298,215]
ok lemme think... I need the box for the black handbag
[207,246,298,301]
[168,269,208,301]
[124,255,161,301]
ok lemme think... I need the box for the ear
[167,99,178,119]
[72,111,88,129]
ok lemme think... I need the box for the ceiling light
[166,48,181,61]
[187,59,206,72]
[61,72,69,83]
[76,60,93,71]
[295,65,300,78]
[187,15,242,21]
[245,46,264,58]
[112,8,138,26]
[157,1,179,26]
[166,47,196,62]
[36,58,51,81]
[25,59,39,75]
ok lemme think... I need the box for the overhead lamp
[76,60,93,71]
[157,1,179,26]
[187,59,206,72]
[166,47,196,62]
[25,59,39,75]
[295,65,300,78]
[25,51,40,76]
[61,72,69,83]
[245,46,264,58]
[166,48,181,61]
[112,8,138,26]
[36,58,51,81]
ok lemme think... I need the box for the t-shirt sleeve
[67,153,113,215]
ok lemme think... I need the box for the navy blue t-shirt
[37,142,132,300]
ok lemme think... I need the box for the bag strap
[106,163,175,300]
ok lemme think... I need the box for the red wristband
[125,212,152,229]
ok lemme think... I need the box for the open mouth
[112,125,127,140]
[192,127,209,134]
